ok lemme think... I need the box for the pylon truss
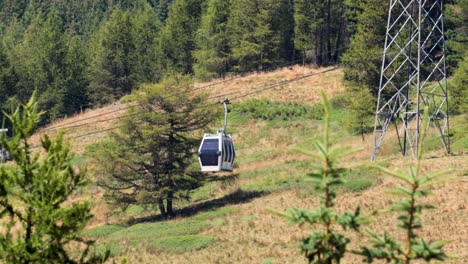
[371,0,450,160]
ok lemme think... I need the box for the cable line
[41,46,352,132]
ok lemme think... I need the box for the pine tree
[294,0,347,65]
[228,0,288,72]
[341,0,387,133]
[450,53,468,114]
[356,108,450,263]
[87,7,136,105]
[145,0,173,21]
[63,35,90,114]
[343,0,364,38]
[130,3,163,83]
[11,9,68,122]
[278,91,365,264]
[342,0,387,94]
[89,75,217,218]
[0,37,17,118]
[193,0,231,80]
[158,0,205,74]
[0,95,108,263]
[445,0,468,73]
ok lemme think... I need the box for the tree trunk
[167,192,175,218]
[158,199,167,217]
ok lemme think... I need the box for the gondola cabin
[198,132,235,172]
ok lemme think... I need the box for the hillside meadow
[34,66,467,263]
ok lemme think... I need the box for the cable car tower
[371,0,450,160]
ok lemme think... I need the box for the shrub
[355,107,451,263]
[233,99,323,121]
[276,91,366,263]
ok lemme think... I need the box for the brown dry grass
[26,65,467,263]
[195,65,344,105]
[111,154,466,264]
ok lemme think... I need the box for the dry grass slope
[32,65,467,263]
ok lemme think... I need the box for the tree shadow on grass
[127,188,267,225]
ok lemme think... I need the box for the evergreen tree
[445,0,468,73]
[0,0,28,25]
[278,91,365,263]
[342,0,387,93]
[0,95,108,263]
[294,0,347,65]
[356,109,450,263]
[0,37,17,119]
[11,10,68,122]
[193,0,231,80]
[450,53,468,114]
[341,0,387,133]
[90,75,217,218]
[158,0,205,74]
[87,7,136,105]
[130,3,163,83]
[228,0,288,72]
[63,35,90,114]
[343,0,364,38]
[146,0,174,21]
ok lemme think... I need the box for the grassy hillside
[36,66,467,263]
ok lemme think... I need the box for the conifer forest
[0,0,466,263]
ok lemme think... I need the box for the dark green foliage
[450,54,468,114]
[63,35,90,115]
[0,0,465,128]
[13,10,68,122]
[227,0,293,72]
[342,0,387,95]
[356,108,450,263]
[193,0,231,80]
[89,75,217,217]
[341,0,387,133]
[294,0,348,65]
[131,3,163,83]
[0,95,107,263]
[278,92,365,264]
[345,87,376,134]
[158,0,205,74]
[233,99,322,121]
[445,0,468,73]
[87,7,136,105]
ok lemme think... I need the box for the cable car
[198,99,236,172]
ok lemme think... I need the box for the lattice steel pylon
[371,0,450,160]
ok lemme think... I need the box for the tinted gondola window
[230,141,235,163]
[223,139,228,162]
[226,140,232,162]
[200,139,219,166]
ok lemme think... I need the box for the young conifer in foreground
[277,91,365,264]
[356,108,450,263]
[0,95,107,263]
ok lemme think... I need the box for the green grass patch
[94,241,121,257]
[149,235,215,252]
[71,155,87,167]
[232,99,323,121]
[241,161,310,192]
[190,207,237,221]
[82,225,125,238]
[88,207,235,256]
[340,166,382,192]
[125,205,145,216]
